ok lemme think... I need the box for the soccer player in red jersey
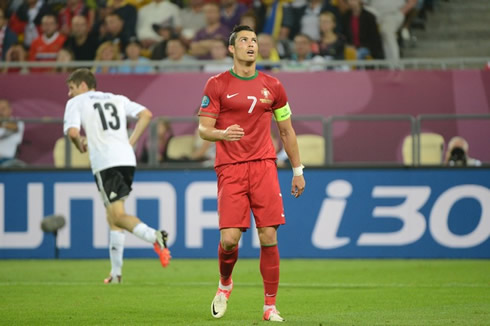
[198,25,306,322]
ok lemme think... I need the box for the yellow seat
[344,46,357,61]
[166,134,195,160]
[53,137,90,168]
[297,134,325,166]
[402,133,445,165]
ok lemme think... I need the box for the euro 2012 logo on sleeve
[201,95,210,108]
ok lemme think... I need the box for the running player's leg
[96,167,170,268]
[104,212,125,284]
[107,200,170,267]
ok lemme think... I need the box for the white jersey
[63,90,145,174]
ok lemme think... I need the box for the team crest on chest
[260,88,272,104]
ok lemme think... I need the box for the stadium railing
[325,114,417,166]
[2,114,489,168]
[2,57,490,72]
[416,114,490,165]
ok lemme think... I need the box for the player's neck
[232,62,256,78]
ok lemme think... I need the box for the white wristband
[292,164,304,177]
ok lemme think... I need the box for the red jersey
[28,32,66,72]
[199,69,289,167]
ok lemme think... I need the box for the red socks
[218,242,238,286]
[260,245,280,306]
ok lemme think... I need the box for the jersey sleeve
[199,77,221,119]
[63,98,81,135]
[271,78,288,110]
[271,79,292,121]
[120,95,146,118]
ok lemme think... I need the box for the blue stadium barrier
[1,168,489,259]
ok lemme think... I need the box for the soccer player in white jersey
[63,68,171,283]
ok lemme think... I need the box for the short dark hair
[228,25,255,46]
[66,68,97,89]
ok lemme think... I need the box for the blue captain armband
[273,103,292,121]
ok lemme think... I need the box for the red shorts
[215,159,285,230]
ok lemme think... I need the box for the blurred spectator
[28,13,66,72]
[8,0,51,48]
[445,136,482,167]
[0,1,10,15]
[1,8,18,61]
[139,118,173,164]
[160,37,199,72]
[149,17,175,60]
[317,11,344,60]
[300,0,330,42]
[281,0,340,42]
[220,0,248,30]
[340,0,384,59]
[239,9,257,31]
[118,37,154,73]
[63,15,98,61]
[111,0,137,38]
[254,0,289,40]
[190,2,230,59]
[55,47,74,72]
[279,0,308,41]
[136,0,181,49]
[364,0,416,60]
[256,33,280,71]
[400,0,424,43]
[123,0,152,9]
[284,33,325,71]
[57,0,95,36]
[202,38,232,73]
[179,0,206,41]
[100,12,131,53]
[0,98,25,166]
[92,40,121,73]
[2,43,28,73]
[336,0,350,14]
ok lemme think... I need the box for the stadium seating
[166,134,195,160]
[53,137,90,167]
[296,134,325,166]
[402,132,445,165]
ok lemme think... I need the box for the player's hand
[222,124,244,141]
[291,175,305,198]
[79,137,88,153]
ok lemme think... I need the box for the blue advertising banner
[1,169,489,259]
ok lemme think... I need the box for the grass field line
[0,280,488,289]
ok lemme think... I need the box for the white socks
[132,222,157,243]
[264,305,276,312]
[219,280,233,291]
[109,230,125,277]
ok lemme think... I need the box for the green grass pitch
[0,259,489,325]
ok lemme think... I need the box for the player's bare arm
[0,121,19,132]
[129,108,152,147]
[67,127,87,153]
[199,116,244,142]
[277,118,305,198]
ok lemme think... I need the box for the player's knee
[258,227,277,245]
[221,236,239,250]
[111,211,126,225]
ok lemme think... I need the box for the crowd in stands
[1,0,437,74]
